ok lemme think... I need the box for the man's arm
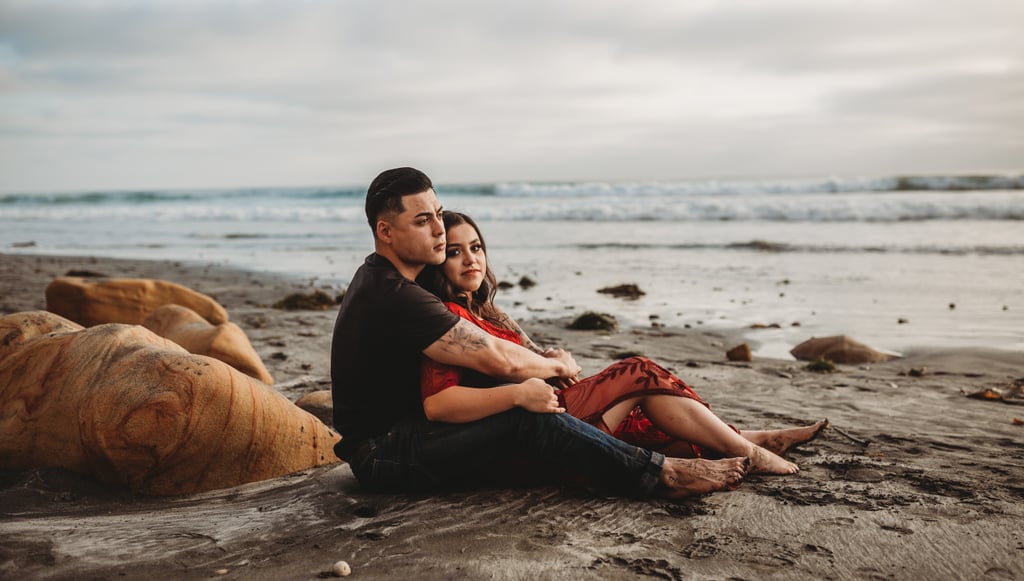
[494,309,545,354]
[423,319,579,382]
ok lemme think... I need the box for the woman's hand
[513,378,565,414]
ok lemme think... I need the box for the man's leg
[350,410,745,497]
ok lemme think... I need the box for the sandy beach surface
[1,253,1022,580]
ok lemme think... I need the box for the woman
[420,211,827,475]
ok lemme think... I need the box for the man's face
[382,189,446,267]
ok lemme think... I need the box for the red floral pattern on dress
[420,304,736,458]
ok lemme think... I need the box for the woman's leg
[601,396,798,474]
[739,420,829,455]
[562,357,800,474]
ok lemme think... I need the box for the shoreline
[2,253,1023,580]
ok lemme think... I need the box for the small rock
[64,269,109,278]
[948,303,956,310]
[790,335,898,364]
[726,343,752,362]
[332,560,352,577]
[908,367,926,377]
[214,569,229,576]
[567,312,618,332]
[897,317,909,324]
[295,390,333,426]
[518,276,536,289]
[597,283,645,300]
[497,281,515,290]
[272,289,338,310]
[804,358,836,373]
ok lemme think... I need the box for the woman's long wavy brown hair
[419,211,511,331]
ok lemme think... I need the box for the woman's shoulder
[443,301,473,318]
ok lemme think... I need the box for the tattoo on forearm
[500,312,544,353]
[440,321,489,353]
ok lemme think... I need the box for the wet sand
[1,253,1022,580]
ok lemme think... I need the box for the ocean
[3,174,1022,358]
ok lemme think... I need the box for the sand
[1,253,1022,580]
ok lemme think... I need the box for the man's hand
[543,347,581,385]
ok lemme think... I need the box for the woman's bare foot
[741,419,829,456]
[656,457,748,498]
[746,445,799,474]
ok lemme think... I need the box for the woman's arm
[423,378,564,423]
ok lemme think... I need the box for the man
[331,167,746,497]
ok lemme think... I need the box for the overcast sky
[1,0,1021,193]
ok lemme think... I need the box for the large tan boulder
[45,276,229,327]
[790,335,899,365]
[0,311,338,496]
[142,304,273,385]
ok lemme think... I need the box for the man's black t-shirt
[331,253,460,459]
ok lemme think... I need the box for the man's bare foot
[656,457,748,498]
[741,419,829,456]
[747,444,799,474]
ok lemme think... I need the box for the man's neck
[374,245,425,281]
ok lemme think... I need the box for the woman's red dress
[421,302,728,458]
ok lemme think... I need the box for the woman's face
[443,223,487,294]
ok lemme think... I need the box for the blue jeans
[345,409,665,497]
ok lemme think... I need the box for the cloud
[0,0,1021,192]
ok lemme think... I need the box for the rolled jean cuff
[637,450,665,495]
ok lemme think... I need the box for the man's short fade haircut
[365,167,434,230]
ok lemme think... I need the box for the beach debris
[10,240,36,248]
[46,276,228,327]
[790,335,899,364]
[568,311,618,332]
[518,276,537,289]
[497,280,515,290]
[726,343,752,362]
[897,317,909,324]
[899,367,927,377]
[65,269,109,278]
[331,560,352,577]
[272,289,338,310]
[143,304,274,384]
[791,321,801,327]
[214,569,229,576]
[597,283,646,300]
[1013,418,1023,426]
[295,389,333,426]
[749,323,782,329]
[962,386,1024,405]
[804,358,837,373]
[949,303,956,310]
[0,311,340,496]
[832,426,870,446]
